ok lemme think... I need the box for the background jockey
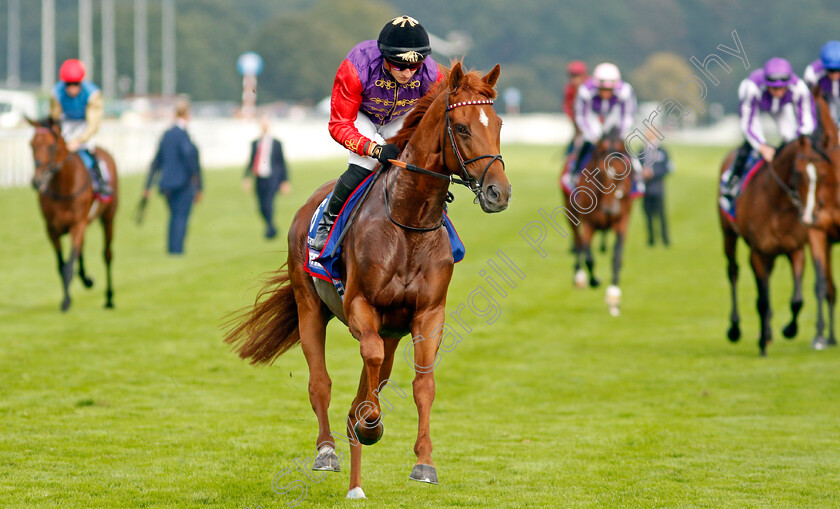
[312,15,444,251]
[722,57,816,199]
[49,58,111,198]
[563,60,588,154]
[571,62,636,178]
[804,40,840,128]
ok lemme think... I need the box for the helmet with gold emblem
[377,15,432,65]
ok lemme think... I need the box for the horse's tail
[223,263,300,365]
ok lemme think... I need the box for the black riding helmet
[377,15,431,64]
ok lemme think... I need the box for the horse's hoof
[313,446,341,472]
[609,306,620,317]
[573,270,587,289]
[104,302,114,309]
[727,323,741,342]
[828,336,837,347]
[346,487,366,499]
[61,299,71,312]
[759,348,767,357]
[589,278,601,288]
[812,336,828,351]
[782,322,798,339]
[409,464,438,484]
[354,420,383,446]
[82,277,94,288]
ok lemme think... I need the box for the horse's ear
[25,116,39,128]
[449,62,465,89]
[799,135,812,150]
[482,64,501,88]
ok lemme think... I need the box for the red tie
[253,139,263,173]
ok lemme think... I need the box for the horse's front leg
[827,241,837,347]
[407,306,446,485]
[782,248,805,339]
[581,223,599,288]
[750,250,776,356]
[59,222,87,312]
[723,228,741,342]
[606,222,627,317]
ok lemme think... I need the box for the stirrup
[312,219,333,251]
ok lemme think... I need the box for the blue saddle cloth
[719,152,764,221]
[304,172,465,299]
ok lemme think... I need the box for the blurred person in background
[804,40,840,129]
[311,15,444,251]
[50,58,111,200]
[640,129,674,247]
[143,98,203,255]
[563,60,588,154]
[242,116,290,240]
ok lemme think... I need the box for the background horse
[27,118,118,311]
[569,130,635,316]
[224,63,510,499]
[804,91,840,350]
[718,128,833,356]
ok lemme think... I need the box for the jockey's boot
[312,163,372,251]
[725,144,752,199]
[87,150,112,197]
[571,140,594,182]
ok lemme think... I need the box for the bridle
[384,91,505,232]
[32,127,90,201]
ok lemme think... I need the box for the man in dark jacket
[242,117,290,239]
[143,98,202,255]
[641,134,673,247]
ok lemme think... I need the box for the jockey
[723,57,816,198]
[563,60,588,145]
[49,58,111,198]
[804,40,840,127]
[312,15,444,251]
[571,62,636,178]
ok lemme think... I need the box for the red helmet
[567,60,588,76]
[59,59,86,82]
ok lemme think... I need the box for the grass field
[2,144,839,508]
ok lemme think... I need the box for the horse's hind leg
[750,250,775,356]
[581,224,600,287]
[61,222,87,312]
[101,211,115,308]
[827,243,837,347]
[723,229,741,342]
[782,249,805,339]
[297,303,338,471]
[809,231,829,349]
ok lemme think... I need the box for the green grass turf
[1,144,839,508]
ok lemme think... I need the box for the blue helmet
[820,40,840,70]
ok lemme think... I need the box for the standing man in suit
[143,98,203,255]
[242,117,290,239]
[640,129,674,247]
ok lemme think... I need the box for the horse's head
[441,62,511,213]
[26,117,66,193]
[786,136,836,226]
[590,129,632,214]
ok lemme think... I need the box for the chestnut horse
[224,63,510,499]
[27,118,118,311]
[566,130,635,316]
[804,91,840,350]
[718,122,835,355]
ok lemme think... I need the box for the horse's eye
[455,124,469,136]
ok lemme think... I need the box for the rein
[383,92,505,231]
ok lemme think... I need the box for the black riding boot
[312,164,372,251]
[724,142,753,198]
[87,150,112,196]
[572,141,594,179]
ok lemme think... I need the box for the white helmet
[593,63,621,89]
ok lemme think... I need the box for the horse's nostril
[486,184,500,202]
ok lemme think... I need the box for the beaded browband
[446,99,494,111]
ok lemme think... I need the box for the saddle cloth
[304,173,465,300]
[719,152,764,221]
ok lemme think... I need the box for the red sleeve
[562,84,576,118]
[328,59,372,156]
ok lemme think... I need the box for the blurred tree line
[1,0,838,114]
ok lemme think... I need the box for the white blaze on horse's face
[479,108,489,128]
[802,162,818,225]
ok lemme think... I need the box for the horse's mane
[390,62,499,150]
